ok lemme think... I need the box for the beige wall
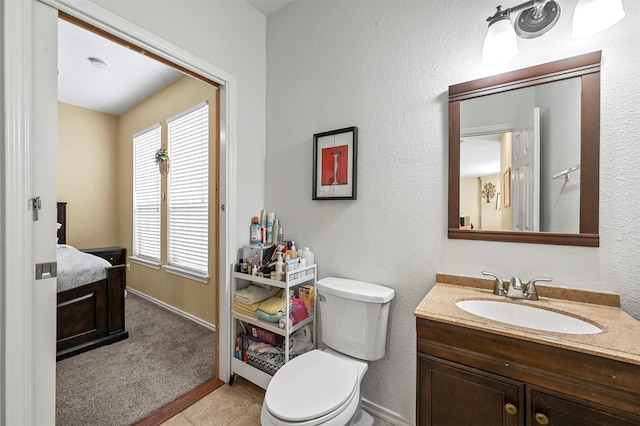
[480,174,502,230]
[117,76,218,324]
[58,102,119,249]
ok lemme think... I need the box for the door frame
[1,0,237,421]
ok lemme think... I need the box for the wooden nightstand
[82,247,127,266]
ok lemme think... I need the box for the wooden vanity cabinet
[418,354,523,426]
[417,318,640,426]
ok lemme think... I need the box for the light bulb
[482,17,519,64]
[572,0,625,38]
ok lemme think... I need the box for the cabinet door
[528,385,640,426]
[418,354,524,426]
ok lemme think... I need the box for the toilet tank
[316,277,395,361]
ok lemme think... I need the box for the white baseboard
[126,287,216,332]
[362,397,413,426]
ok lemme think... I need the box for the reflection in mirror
[459,78,581,233]
[448,51,601,247]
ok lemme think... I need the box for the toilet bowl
[261,349,370,426]
[261,277,394,426]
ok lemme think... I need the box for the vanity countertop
[415,274,640,365]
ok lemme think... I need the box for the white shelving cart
[230,263,317,389]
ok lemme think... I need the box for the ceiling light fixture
[482,0,625,64]
[88,57,108,69]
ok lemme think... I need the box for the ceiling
[460,134,503,179]
[58,19,183,116]
[58,1,291,116]
[247,0,293,16]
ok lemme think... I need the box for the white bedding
[56,244,112,293]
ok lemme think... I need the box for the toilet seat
[264,350,360,424]
[261,385,361,426]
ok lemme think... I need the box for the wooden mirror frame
[448,51,601,247]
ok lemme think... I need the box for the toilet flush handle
[317,292,326,302]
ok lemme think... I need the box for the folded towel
[258,296,291,315]
[235,285,279,305]
[256,310,284,324]
[233,300,261,318]
[288,337,315,355]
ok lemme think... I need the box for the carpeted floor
[56,292,215,426]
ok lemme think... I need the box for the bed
[56,202,129,361]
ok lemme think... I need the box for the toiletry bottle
[278,227,284,245]
[260,209,267,243]
[250,217,261,244]
[298,255,307,275]
[286,241,297,259]
[302,247,315,274]
[275,252,284,281]
[267,212,275,244]
[272,219,280,246]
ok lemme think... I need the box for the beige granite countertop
[415,275,640,365]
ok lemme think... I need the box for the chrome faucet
[522,277,553,301]
[481,271,506,296]
[507,276,525,299]
[481,272,552,301]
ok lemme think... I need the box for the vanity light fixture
[482,0,625,64]
[482,0,561,64]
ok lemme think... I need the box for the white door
[511,107,541,232]
[32,1,59,424]
[1,1,57,423]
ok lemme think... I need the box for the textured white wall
[92,0,267,250]
[265,0,640,423]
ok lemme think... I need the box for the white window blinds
[133,125,161,262]
[167,102,209,276]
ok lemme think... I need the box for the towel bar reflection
[552,163,580,181]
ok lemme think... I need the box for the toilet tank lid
[317,277,395,303]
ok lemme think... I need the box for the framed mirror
[448,51,600,247]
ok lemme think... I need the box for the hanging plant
[481,182,496,203]
[155,148,170,177]
[155,147,169,163]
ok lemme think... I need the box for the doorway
[3,0,237,422]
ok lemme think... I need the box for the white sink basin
[455,300,602,335]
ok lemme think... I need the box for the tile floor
[161,376,394,425]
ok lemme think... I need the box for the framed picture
[312,127,358,200]
[503,167,511,207]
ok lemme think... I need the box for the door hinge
[31,196,42,221]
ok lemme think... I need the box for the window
[132,125,162,265]
[166,102,209,280]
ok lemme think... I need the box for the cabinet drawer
[82,247,126,266]
[528,385,640,426]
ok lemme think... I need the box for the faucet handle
[482,271,506,296]
[524,277,552,300]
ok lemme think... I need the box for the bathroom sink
[455,300,602,335]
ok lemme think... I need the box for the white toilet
[261,277,395,426]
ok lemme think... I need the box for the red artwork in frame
[321,145,349,186]
[312,126,357,200]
